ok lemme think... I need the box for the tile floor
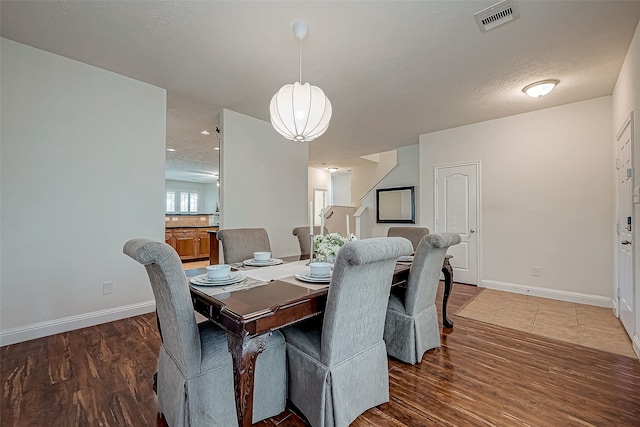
[457,288,637,358]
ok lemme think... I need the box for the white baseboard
[0,300,156,347]
[480,280,613,308]
[612,297,619,317]
[633,335,640,360]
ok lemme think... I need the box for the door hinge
[627,168,633,179]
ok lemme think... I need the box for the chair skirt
[286,339,389,427]
[384,302,439,364]
[158,328,287,427]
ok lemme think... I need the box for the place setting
[242,251,284,267]
[295,261,332,284]
[190,264,247,287]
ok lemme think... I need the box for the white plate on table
[397,255,414,263]
[295,273,331,284]
[190,272,246,286]
[243,258,283,267]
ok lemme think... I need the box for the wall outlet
[532,267,541,277]
[103,281,114,295]
[200,217,206,221]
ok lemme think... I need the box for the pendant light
[270,20,332,142]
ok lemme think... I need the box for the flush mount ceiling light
[522,79,559,98]
[201,130,210,135]
[327,167,338,173]
[270,20,332,142]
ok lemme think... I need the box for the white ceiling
[3,1,640,183]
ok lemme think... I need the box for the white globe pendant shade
[270,82,332,142]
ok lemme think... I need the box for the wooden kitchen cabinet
[196,229,211,258]
[172,228,198,260]
[165,230,175,248]
[165,227,217,261]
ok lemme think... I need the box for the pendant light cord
[299,37,302,84]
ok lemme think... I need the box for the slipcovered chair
[384,232,461,364]
[282,237,413,427]
[386,226,430,251]
[216,228,272,265]
[292,226,329,256]
[123,238,286,427]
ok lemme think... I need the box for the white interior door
[616,113,634,338]
[435,163,479,285]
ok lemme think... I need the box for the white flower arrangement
[313,233,357,259]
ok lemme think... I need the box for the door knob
[469,229,476,233]
[621,240,632,245]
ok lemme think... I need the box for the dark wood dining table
[187,255,454,427]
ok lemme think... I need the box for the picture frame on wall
[376,186,415,223]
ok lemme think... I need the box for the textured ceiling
[3,1,640,183]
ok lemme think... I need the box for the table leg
[441,258,454,328]
[227,332,271,427]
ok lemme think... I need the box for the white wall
[359,145,421,239]
[612,19,640,356]
[331,173,352,206]
[204,182,219,214]
[0,39,166,345]
[165,179,218,213]
[351,150,398,205]
[308,167,331,206]
[420,97,614,301]
[220,109,308,258]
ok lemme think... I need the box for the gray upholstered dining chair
[386,226,430,251]
[292,226,329,256]
[383,232,461,364]
[282,237,413,427]
[216,228,272,265]
[123,238,286,427]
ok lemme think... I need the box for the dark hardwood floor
[2,283,639,426]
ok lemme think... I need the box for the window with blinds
[166,190,176,213]
[166,190,200,213]
[189,192,198,212]
[166,189,199,214]
[180,192,189,212]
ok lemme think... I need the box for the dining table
[186,254,454,427]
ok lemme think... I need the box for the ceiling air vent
[474,0,521,33]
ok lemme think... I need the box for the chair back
[216,228,272,264]
[387,227,430,251]
[321,237,413,365]
[404,233,461,315]
[292,226,329,256]
[123,239,201,377]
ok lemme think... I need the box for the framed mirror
[376,186,415,223]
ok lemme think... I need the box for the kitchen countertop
[165,225,219,229]
[165,213,215,216]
